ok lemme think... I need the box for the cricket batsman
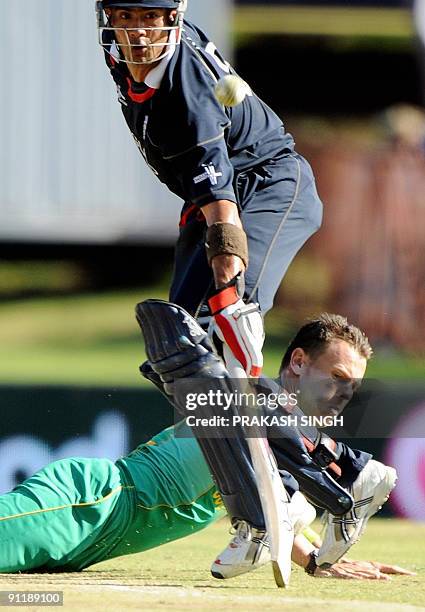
[96,0,324,573]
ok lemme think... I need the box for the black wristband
[305,549,319,576]
[214,271,245,296]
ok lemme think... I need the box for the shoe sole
[212,563,286,586]
[211,571,225,580]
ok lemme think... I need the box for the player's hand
[314,560,392,580]
[314,559,416,580]
[340,558,417,576]
[208,282,264,377]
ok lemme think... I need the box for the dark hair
[279,313,372,373]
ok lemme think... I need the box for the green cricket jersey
[0,422,225,573]
[98,421,226,565]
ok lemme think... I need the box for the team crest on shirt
[193,164,223,186]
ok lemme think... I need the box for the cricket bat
[246,436,293,587]
[230,364,294,588]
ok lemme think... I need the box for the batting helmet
[101,1,183,7]
[96,0,187,65]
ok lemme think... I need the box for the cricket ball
[214,74,251,107]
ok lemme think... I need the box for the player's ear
[169,10,177,23]
[289,348,307,376]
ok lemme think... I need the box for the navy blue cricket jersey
[103,21,295,209]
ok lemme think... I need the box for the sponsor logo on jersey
[212,490,225,509]
[193,164,223,186]
[116,84,128,107]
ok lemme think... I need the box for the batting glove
[208,283,264,378]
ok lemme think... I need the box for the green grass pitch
[0,519,423,611]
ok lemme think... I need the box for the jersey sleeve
[166,130,237,207]
[153,53,238,207]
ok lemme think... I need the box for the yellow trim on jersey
[0,485,133,523]
[136,483,223,512]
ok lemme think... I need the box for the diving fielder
[0,423,406,580]
[96,0,323,567]
[0,307,403,580]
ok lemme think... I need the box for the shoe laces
[229,520,253,544]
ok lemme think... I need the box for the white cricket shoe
[211,520,269,580]
[211,491,315,580]
[316,460,397,566]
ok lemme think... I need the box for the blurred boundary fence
[282,140,425,353]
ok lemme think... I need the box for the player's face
[108,7,174,65]
[294,340,367,418]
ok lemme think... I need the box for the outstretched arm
[292,533,416,580]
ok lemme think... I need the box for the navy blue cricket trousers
[170,152,323,316]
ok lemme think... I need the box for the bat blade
[226,359,294,587]
[247,436,294,587]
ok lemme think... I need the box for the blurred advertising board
[0,382,424,520]
[236,1,410,6]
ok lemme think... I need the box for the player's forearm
[210,254,243,288]
[202,199,246,288]
[202,199,242,228]
[291,533,317,570]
